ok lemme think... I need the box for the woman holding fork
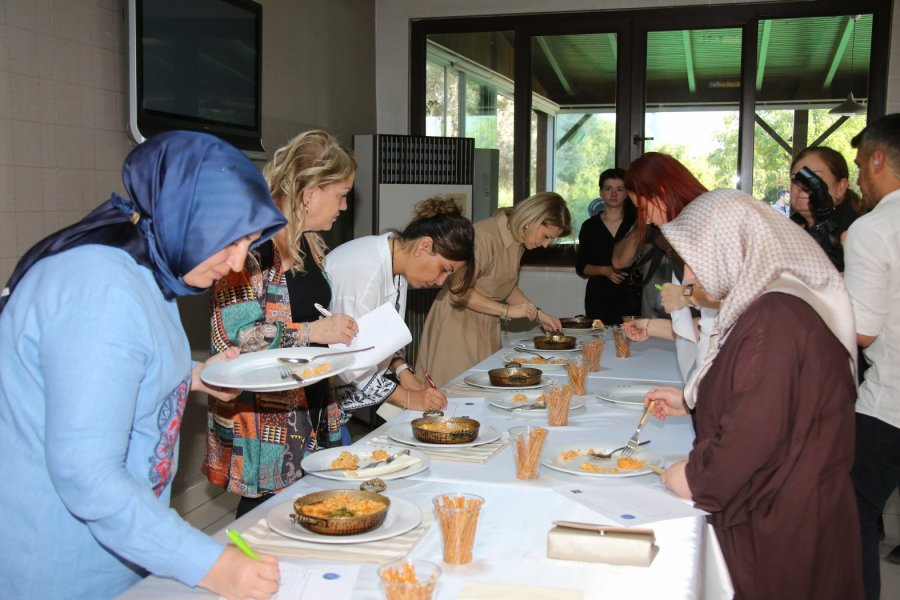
[645,189,862,599]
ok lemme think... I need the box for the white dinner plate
[266,495,423,544]
[542,442,663,478]
[300,446,430,482]
[386,423,502,449]
[501,352,568,371]
[488,390,586,415]
[462,372,555,391]
[514,340,583,353]
[200,347,356,392]
[595,383,657,408]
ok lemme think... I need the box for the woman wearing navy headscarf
[0,132,287,599]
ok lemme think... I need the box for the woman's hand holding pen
[198,545,280,600]
[308,314,357,345]
[412,369,447,411]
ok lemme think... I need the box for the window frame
[409,0,892,263]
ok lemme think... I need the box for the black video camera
[793,166,843,271]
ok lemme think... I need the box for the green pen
[226,529,260,561]
[655,284,664,291]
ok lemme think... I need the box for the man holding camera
[845,113,900,600]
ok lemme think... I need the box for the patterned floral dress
[203,239,341,498]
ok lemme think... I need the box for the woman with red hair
[613,152,719,380]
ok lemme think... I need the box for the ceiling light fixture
[830,15,867,116]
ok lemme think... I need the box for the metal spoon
[588,440,650,459]
[278,346,375,365]
[510,400,547,411]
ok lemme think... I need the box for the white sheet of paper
[445,397,485,420]
[554,483,708,527]
[273,562,360,600]
[330,302,411,369]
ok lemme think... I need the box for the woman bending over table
[613,152,718,380]
[416,191,572,387]
[647,189,862,600]
[0,132,287,599]
[326,196,475,416]
[204,130,358,517]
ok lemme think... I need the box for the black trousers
[851,413,900,600]
[236,494,274,518]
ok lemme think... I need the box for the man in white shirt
[844,113,900,600]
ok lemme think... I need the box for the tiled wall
[0,0,135,285]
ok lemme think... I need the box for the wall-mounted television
[127,0,264,158]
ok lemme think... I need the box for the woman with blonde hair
[204,130,358,517]
[416,191,572,387]
[326,196,475,416]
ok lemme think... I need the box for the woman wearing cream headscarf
[644,189,862,600]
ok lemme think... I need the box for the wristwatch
[394,362,414,377]
[682,284,696,307]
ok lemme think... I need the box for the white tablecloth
[120,335,733,599]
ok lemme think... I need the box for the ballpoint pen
[655,284,664,292]
[422,369,438,390]
[314,303,333,317]
[226,529,260,561]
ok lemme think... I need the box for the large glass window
[426,33,516,207]
[535,33,618,236]
[643,28,742,190]
[414,1,888,259]
[751,15,871,203]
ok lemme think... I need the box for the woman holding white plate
[204,130,358,518]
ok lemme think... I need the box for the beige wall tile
[13,209,45,256]
[12,166,42,212]
[37,32,55,80]
[0,72,10,120]
[11,120,43,167]
[0,25,9,72]
[5,25,40,77]
[4,0,38,32]
[0,118,11,166]
[49,0,82,42]
[8,73,40,123]
[53,81,87,129]
[0,258,17,286]
[0,165,13,213]
[50,36,81,85]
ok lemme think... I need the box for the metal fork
[516,347,551,361]
[279,366,304,383]
[588,440,650,459]
[620,400,655,457]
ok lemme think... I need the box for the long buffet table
[121,335,733,599]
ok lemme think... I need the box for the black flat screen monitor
[128,0,264,158]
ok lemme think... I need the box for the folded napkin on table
[369,434,509,464]
[547,520,658,567]
[241,512,433,564]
